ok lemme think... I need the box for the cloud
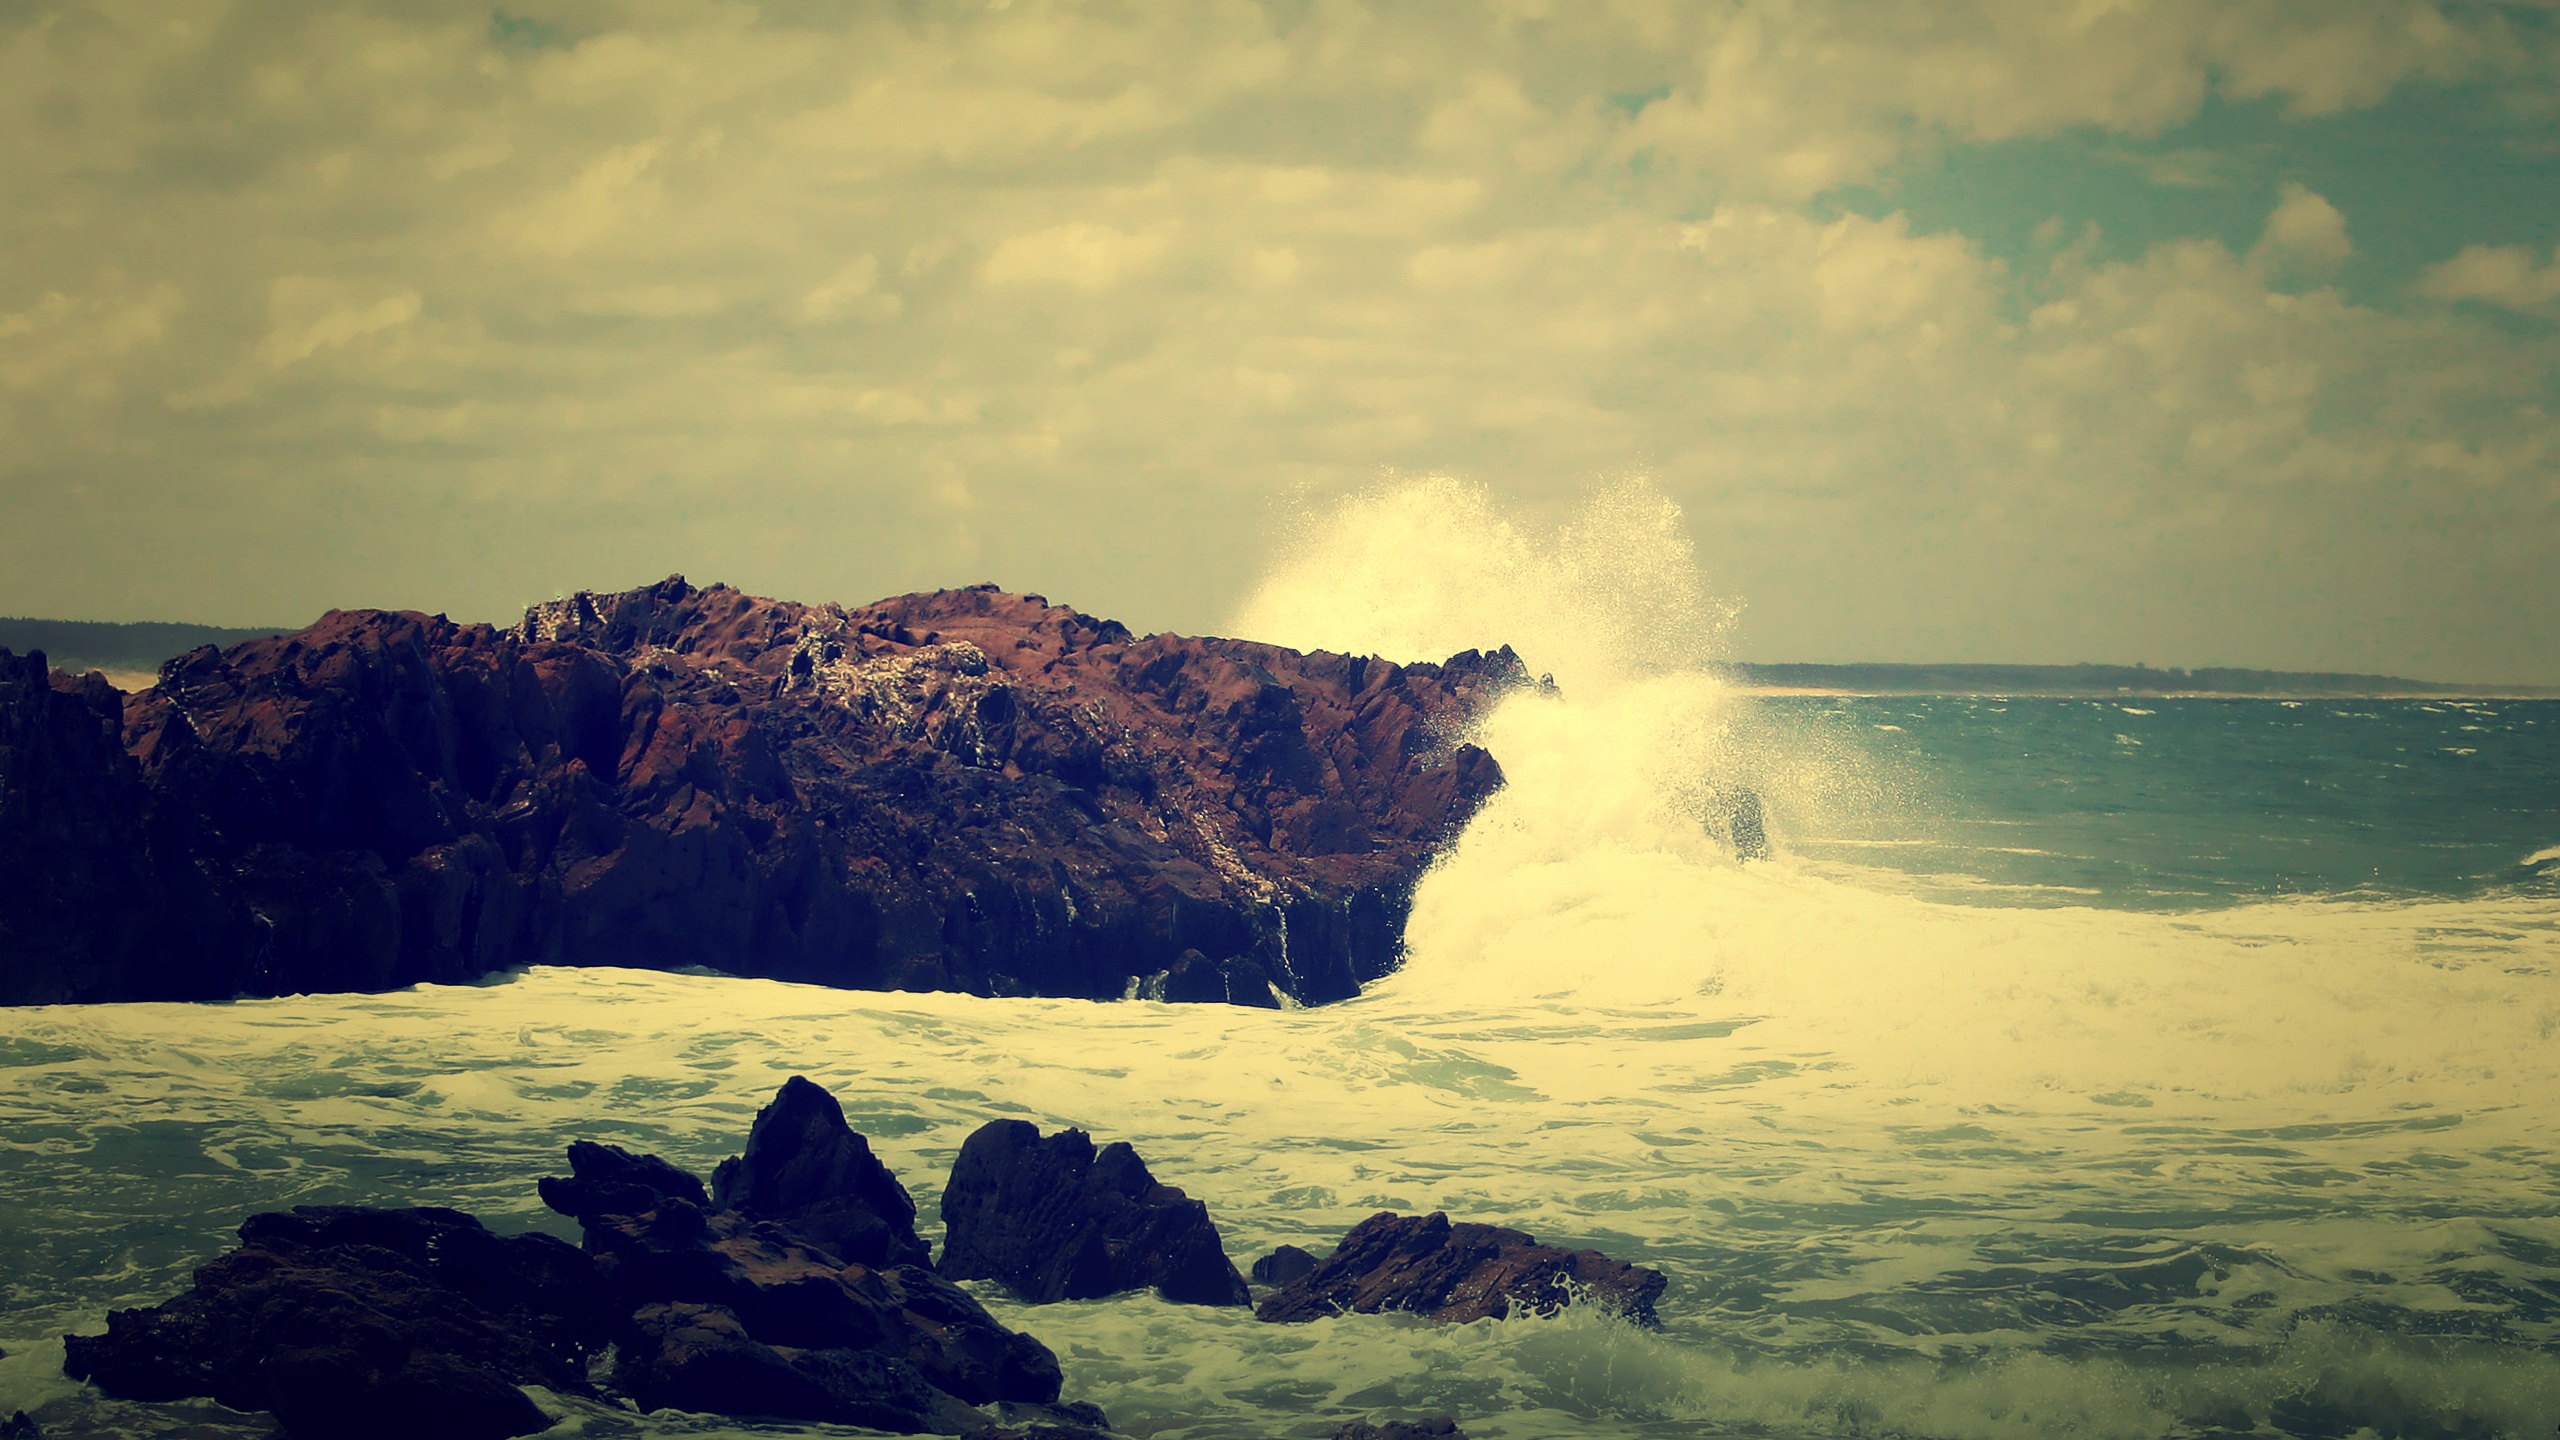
[983,222,1177,291]
[257,278,423,369]
[2248,183,2353,280]
[2417,243,2560,312]
[0,1,2554,683]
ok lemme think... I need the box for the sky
[3,1,2556,683]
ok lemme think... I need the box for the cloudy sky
[5,1,2556,681]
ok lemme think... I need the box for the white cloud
[0,0,2553,681]
[258,278,423,368]
[982,222,1177,291]
[2248,182,2353,281]
[2417,244,2560,312]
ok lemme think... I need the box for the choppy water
[7,481,2560,1437]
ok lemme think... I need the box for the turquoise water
[1771,697,2560,911]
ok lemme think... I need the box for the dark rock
[1334,1419,1465,1440]
[940,1120,1249,1307]
[1249,1244,1320,1287]
[534,1139,710,1223]
[0,652,163,1004]
[614,1300,976,1433]
[61,1206,595,1440]
[0,1410,36,1440]
[710,1074,931,1267]
[543,1145,1062,1410]
[1255,1212,1665,1326]
[972,1401,1121,1440]
[6,578,1515,1007]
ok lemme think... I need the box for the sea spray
[7,482,2559,1438]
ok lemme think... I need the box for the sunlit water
[5,481,2558,1438]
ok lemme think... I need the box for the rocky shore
[62,1077,1664,1440]
[0,579,1516,1008]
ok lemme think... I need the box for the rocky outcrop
[0,652,165,1003]
[940,1120,1251,1307]
[60,1206,602,1440]
[712,1075,932,1268]
[2,578,1515,1006]
[63,1082,1104,1439]
[1254,1212,1665,1326]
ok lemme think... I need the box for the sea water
[4,483,2558,1439]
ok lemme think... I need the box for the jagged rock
[1334,1419,1466,1440]
[1255,1212,1665,1326]
[939,1120,1249,1307]
[535,1139,710,1223]
[710,1074,932,1267]
[60,1206,599,1440]
[535,1112,1064,1414]
[5,578,1515,1006]
[1249,1244,1320,1287]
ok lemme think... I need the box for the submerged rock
[940,1120,1251,1307]
[1254,1212,1665,1326]
[4,578,1516,1007]
[710,1074,932,1268]
[60,1206,598,1440]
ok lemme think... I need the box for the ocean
[5,488,2559,1439]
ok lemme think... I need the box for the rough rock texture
[940,1120,1250,1307]
[0,651,165,1004]
[2,578,1514,1006]
[60,1206,602,1440]
[711,1074,931,1268]
[1249,1244,1320,1287]
[1254,1212,1666,1326]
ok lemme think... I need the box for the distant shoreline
[1717,662,2560,700]
[3,616,2554,699]
[1733,685,2560,700]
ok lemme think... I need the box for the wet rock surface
[1255,1211,1666,1326]
[2,578,1514,1007]
[60,1206,598,1440]
[940,1119,1251,1307]
[63,1080,1103,1439]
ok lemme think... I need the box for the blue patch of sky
[489,10,567,50]
[1824,86,2560,310]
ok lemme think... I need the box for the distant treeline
[1720,661,2556,697]
[0,618,291,677]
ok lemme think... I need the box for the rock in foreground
[711,1074,933,1268]
[61,1206,601,1440]
[940,1120,1251,1306]
[1,578,1516,1007]
[1255,1212,1665,1326]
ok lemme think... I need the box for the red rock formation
[3,577,1513,1005]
